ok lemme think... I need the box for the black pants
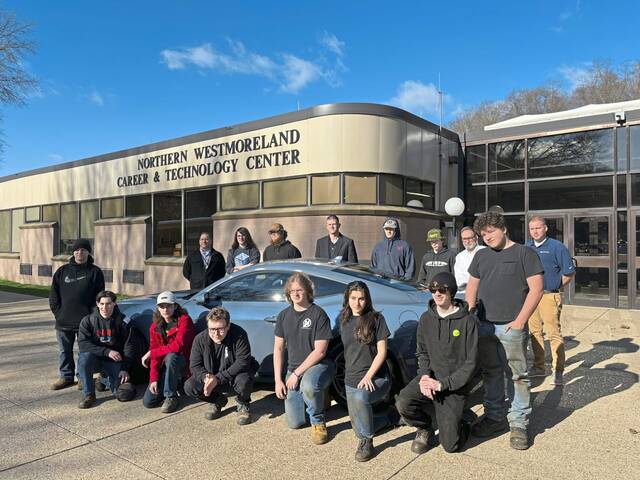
[184,371,255,406]
[395,376,468,453]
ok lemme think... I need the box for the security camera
[615,112,626,125]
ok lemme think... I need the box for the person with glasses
[273,272,335,445]
[338,281,393,462]
[141,291,195,413]
[184,306,259,425]
[454,227,485,293]
[226,227,261,274]
[263,223,302,261]
[396,272,478,455]
[182,232,226,290]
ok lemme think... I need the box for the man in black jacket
[182,232,226,289]
[263,223,302,261]
[417,228,456,287]
[184,307,259,425]
[314,214,358,263]
[49,239,105,390]
[396,272,478,454]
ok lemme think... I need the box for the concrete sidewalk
[0,301,638,479]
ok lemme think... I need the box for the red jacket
[149,314,195,383]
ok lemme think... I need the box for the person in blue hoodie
[370,218,415,281]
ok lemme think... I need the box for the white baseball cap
[157,291,176,305]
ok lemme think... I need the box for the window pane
[618,174,627,207]
[185,188,216,252]
[465,145,485,183]
[125,194,151,216]
[263,178,307,208]
[80,201,98,245]
[311,276,345,297]
[488,141,525,181]
[212,272,290,302]
[527,129,614,178]
[529,176,613,210]
[543,218,565,244]
[406,179,435,210]
[101,197,124,218]
[504,216,525,244]
[11,209,23,252]
[632,174,640,206]
[617,211,627,270]
[42,204,59,222]
[0,211,10,251]
[25,206,40,223]
[574,267,609,302]
[618,272,628,308]
[60,203,78,254]
[311,175,340,205]
[380,175,403,206]
[344,174,376,204]
[631,125,640,170]
[465,184,485,215]
[617,127,627,171]
[154,192,182,256]
[574,216,609,256]
[221,183,260,210]
[488,183,524,212]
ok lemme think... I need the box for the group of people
[48,211,574,460]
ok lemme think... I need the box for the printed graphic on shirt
[97,328,113,344]
[302,318,312,329]
[64,275,86,283]
[235,252,250,265]
[453,329,460,337]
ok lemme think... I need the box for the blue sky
[1,0,638,176]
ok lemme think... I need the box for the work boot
[355,438,375,462]
[310,423,329,445]
[161,396,180,414]
[204,396,228,420]
[410,428,432,454]
[51,378,75,390]
[78,393,96,409]
[551,370,564,386]
[236,403,251,426]
[510,427,530,450]
[471,417,508,438]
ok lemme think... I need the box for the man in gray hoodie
[370,218,415,281]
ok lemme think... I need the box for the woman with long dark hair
[141,291,195,413]
[339,281,392,462]
[226,227,260,274]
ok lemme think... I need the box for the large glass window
[575,268,609,302]
[80,201,99,248]
[631,125,640,171]
[11,209,23,252]
[465,145,485,183]
[263,177,307,208]
[406,178,435,210]
[504,215,525,244]
[617,175,627,207]
[574,216,609,256]
[617,127,627,172]
[25,206,40,223]
[60,203,78,254]
[0,210,10,252]
[632,174,640,206]
[101,197,124,219]
[185,188,216,252]
[527,129,614,178]
[529,176,613,210]
[311,175,340,205]
[488,141,525,181]
[488,183,524,212]
[154,192,182,256]
[125,194,151,216]
[465,185,485,215]
[344,174,376,204]
[221,183,259,210]
[42,204,59,222]
[380,174,404,206]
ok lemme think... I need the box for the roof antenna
[297,99,300,111]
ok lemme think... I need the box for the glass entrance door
[629,213,640,309]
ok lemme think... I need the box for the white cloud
[558,63,592,91]
[319,31,345,57]
[48,153,64,162]
[388,80,452,117]
[87,90,104,107]
[280,55,323,93]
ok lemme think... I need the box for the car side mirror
[195,291,220,307]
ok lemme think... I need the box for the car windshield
[334,265,418,291]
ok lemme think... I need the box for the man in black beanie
[395,271,478,454]
[49,238,105,390]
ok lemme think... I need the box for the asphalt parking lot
[0,294,638,479]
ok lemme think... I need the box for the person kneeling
[184,307,259,425]
[396,272,478,454]
[77,290,131,409]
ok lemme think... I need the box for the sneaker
[529,367,547,377]
[236,403,251,426]
[510,427,529,450]
[95,375,107,392]
[355,438,375,462]
[310,423,329,445]
[204,396,228,420]
[410,428,432,454]
[78,393,96,409]
[471,417,509,438]
[51,378,75,390]
[551,370,564,386]
[161,396,180,414]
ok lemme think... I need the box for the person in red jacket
[141,291,195,413]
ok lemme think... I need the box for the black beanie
[72,238,92,254]
[430,271,458,297]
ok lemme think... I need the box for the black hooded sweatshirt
[263,239,302,261]
[417,247,456,286]
[78,307,131,371]
[416,298,478,392]
[49,256,105,331]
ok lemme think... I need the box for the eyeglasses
[289,289,305,295]
[428,285,450,294]
[208,327,227,334]
[461,236,476,241]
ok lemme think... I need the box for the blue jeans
[284,362,335,428]
[477,321,530,430]
[77,352,123,396]
[56,329,78,380]
[345,376,391,439]
[143,353,186,408]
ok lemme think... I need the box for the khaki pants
[529,293,565,372]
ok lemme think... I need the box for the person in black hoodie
[417,228,456,287]
[395,272,478,454]
[182,232,226,290]
[184,307,259,425]
[263,223,302,261]
[77,290,130,408]
[49,238,105,390]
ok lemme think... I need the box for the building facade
[0,103,461,295]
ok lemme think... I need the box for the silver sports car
[118,260,433,404]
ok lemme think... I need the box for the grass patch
[0,279,51,298]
